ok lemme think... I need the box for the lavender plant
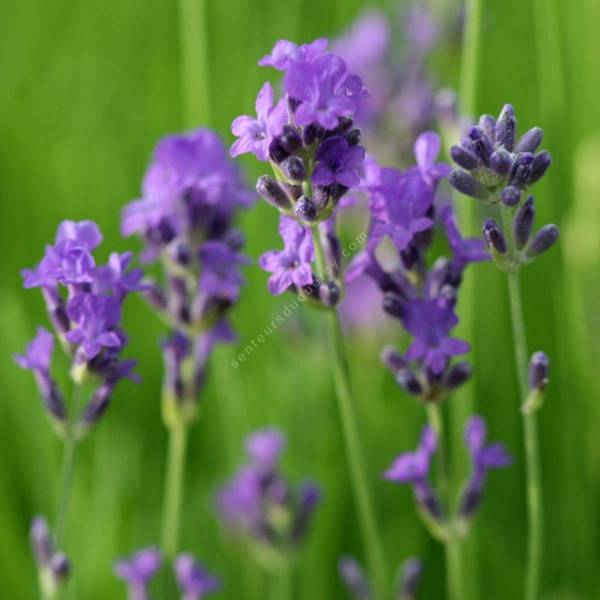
[339,555,424,600]
[114,547,220,600]
[16,220,140,596]
[448,104,557,600]
[121,128,251,571]
[230,39,387,594]
[216,428,320,596]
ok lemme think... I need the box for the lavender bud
[528,150,552,184]
[256,175,292,211]
[268,138,289,163]
[50,553,71,582]
[280,156,306,182]
[382,292,404,319]
[399,558,423,600]
[450,145,479,170]
[513,196,535,249]
[501,185,521,207]
[459,481,483,519]
[443,362,472,390]
[495,103,517,151]
[483,219,507,254]
[319,281,340,307]
[333,115,354,135]
[448,170,490,200]
[525,224,560,258]
[312,185,330,211]
[278,125,302,154]
[339,557,371,600]
[303,123,324,146]
[30,517,53,567]
[295,196,317,222]
[170,242,192,267]
[490,149,512,176]
[478,114,497,143]
[515,127,544,153]
[414,482,444,520]
[467,126,493,165]
[396,368,423,396]
[345,128,362,146]
[509,152,534,187]
[80,382,113,426]
[529,351,549,392]
[281,181,303,202]
[143,283,167,312]
[380,345,406,375]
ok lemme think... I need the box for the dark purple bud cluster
[449,104,552,205]
[16,221,140,435]
[349,135,488,402]
[121,129,251,426]
[216,428,321,563]
[481,196,560,272]
[232,39,370,305]
[523,351,550,414]
[385,418,511,535]
[30,517,70,595]
[339,555,423,600]
[114,547,220,600]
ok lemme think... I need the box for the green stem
[311,227,387,598]
[426,404,464,600]
[178,0,210,127]
[269,563,292,600]
[161,423,189,561]
[54,434,76,547]
[501,205,543,599]
[459,0,483,119]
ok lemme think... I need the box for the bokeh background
[1,0,599,598]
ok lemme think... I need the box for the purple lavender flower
[114,547,162,600]
[15,328,65,421]
[384,425,443,520]
[312,136,365,188]
[339,556,372,599]
[198,240,249,303]
[449,104,552,205]
[230,82,287,161]
[17,221,138,432]
[30,517,70,592]
[258,216,314,295]
[398,557,424,600]
[174,554,220,600]
[259,38,328,71]
[216,428,320,557]
[459,416,512,519]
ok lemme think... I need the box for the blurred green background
[1,0,599,598]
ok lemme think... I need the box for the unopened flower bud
[467,126,493,165]
[345,128,362,146]
[529,351,549,393]
[278,125,302,154]
[525,224,559,258]
[444,361,472,390]
[450,145,479,170]
[396,368,423,396]
[382,292,404,319]
[380,345,405,375]
[256,175,291,211]
[280,156,306,182]
[513,196,535,249]
[528,150,552,184]
[295,196,317,221]
[319,281,340,307]
[509,152,534,187]
[501,185,521,207]
[449,170,490,200]
[495,104,517,151]
[490,149,512,177]
[483,219,507,254]
[515,127,544,153]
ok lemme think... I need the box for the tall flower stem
[426,404,464,600]
[161,422,189,561]
[501,206,543,600]
[311,227,387,598]
[269,563,292,600]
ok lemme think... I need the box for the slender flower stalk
[449,104,559,600]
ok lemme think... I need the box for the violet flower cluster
[385,417,511,535]
[114,547,220,600]
[339,555,423,600]
[216,428,320,567]
[231,39,370,305]
[17,220,140,434]
[333,6,455,164]
[449,105,559,271]
[348,132,488,402]
[121,129,252,424]
[30,517,70,597]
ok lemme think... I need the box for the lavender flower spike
[459,416,511,520]
[384,425,443,521]
[114,547,162,600]
[175,554,221,600]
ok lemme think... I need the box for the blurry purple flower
[258,216,314,295]
[402,297,469,375]
[245,427,285,471]
[259,38,328,70]
[93,252,145,301]
[114,547,162,600]
[460,416,512,518]
[413,132,451,186]
[66,294,122,361]
[405,5,439,54]
[198,240,249,302]
[284,54,356,129]
[174,554,221,600]
[230,82,288,161]
[312,136,365,187]
[339,556,372,599]
[30,517,70,588]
